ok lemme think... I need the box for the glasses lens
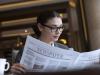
[51,26,64,32]
[58,27,64,32]
[51,28,57,32]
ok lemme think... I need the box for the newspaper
[20,36,100,72]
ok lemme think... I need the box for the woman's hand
[11,63,27,75]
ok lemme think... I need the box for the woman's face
[39,17,63,43]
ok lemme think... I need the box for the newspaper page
[20,36,80,72]
[20,36,100,72]
[70,49,100,70]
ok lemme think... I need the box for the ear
[37,23,44,32]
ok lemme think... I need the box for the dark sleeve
[15,48,24,63]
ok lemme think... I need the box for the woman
[11,11,69,75]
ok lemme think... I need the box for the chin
[50,37,59,42]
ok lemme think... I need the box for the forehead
[45,17,62,26]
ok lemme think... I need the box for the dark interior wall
[84,0,100,50]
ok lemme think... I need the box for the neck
[39,36,53,45]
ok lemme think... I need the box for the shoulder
[54,43,74,50]
[54,42,69,50]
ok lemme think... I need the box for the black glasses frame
[42,24,64,32]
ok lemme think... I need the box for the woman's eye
[52,27,57,29]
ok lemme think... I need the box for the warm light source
[69,0,76,8]
[59,39,67,45]
[25,29,28,33]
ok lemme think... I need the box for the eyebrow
[51,24,63,27]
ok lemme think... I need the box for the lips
[53,36,59,39]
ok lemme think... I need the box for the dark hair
[34,11,61,37]
[37,11,61,25]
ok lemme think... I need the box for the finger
[11,65,26,73]
[14,64,26,70]
[11,68,22,75]
[11,63,27,75]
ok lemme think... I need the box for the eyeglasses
[43,24,64,32]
